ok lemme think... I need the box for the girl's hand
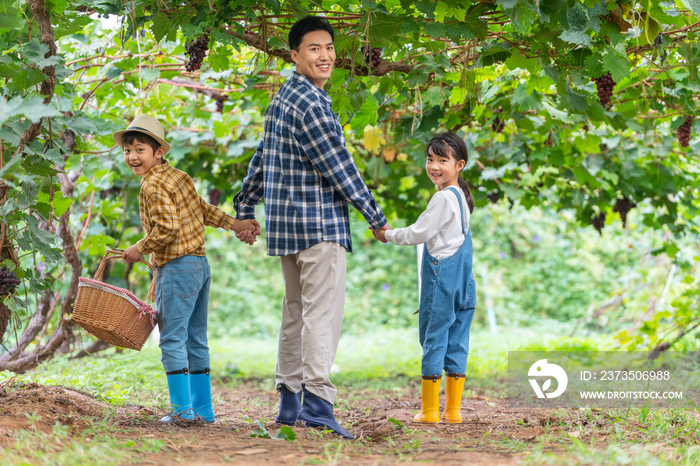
[374,229,387,242]
[369,224,390,243]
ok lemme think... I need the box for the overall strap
[445,187,467,238]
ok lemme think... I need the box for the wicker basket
[73,250,157,351]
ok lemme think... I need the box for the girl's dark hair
[288,15,334,52]
[121,131,162,154]
[425,132,475,213]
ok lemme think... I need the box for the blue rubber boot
[276,384,302,425]
[161,369,195,422]
[298,389,354,439]
[190,368,215,423]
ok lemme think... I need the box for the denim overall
[418,187,477,377]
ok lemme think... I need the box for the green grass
[2,323,613,407]
[524,443,700,466]
[1,328,698,466]
[0,416,167,466]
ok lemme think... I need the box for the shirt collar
[290,71,331,104]
[141,160,170,185]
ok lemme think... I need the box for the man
[233,16,390,439]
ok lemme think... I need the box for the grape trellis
[0,0,699,370]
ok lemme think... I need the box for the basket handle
[94,249,157,302]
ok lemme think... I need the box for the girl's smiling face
[123,141,165,176]
[426,147,465,190]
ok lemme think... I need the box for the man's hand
[370,223,392,243]
[233,219,261,246]
[373,228,387,242]
[122,245,143,263]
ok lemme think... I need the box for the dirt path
[0,382,566,465]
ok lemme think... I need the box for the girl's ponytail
[458,176,475,214]
[426,132,475,214]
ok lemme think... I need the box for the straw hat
[113,114,171,154]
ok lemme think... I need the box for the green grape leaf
[13,69,47,90]
[141,68,161,82]
[350,93,379,132]
[368,12,403,41]
[150,13,171,42]
[559,30,592,46]
[19,96,58,123]
[434,2,449,22]
[287,0,309,20]
[602,49,631,82]
[0,12,23,30]
[681,0,700,15]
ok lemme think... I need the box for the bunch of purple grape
[361,46,382,68]
[677,116,692,148]
[0,266,20,297]
[185,35,209,72]
[592,213,606,235]
[208,188,223,206]
[592,72,615,108]
[491,107,505,133]
[613,197,636,227]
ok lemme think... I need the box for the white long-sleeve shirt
[385,188,470,259]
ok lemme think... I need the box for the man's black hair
[121,131,162,153]
[288,15,334,52]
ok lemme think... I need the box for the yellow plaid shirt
[136,162,236,266]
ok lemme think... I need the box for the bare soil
[0,381,596,465]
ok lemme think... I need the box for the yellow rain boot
[413,376,441,423]
[441,373,466,423]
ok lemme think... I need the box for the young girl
[374,132,477,423]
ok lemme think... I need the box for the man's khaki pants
[275,241,346,404]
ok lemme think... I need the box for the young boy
[115,114,258,423]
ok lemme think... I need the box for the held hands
[233,219,261,246]
[122,245,143,263]
[370,223,392,243]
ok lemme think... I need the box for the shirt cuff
[222,215,237,231]
[384,230,396,242]
[136,239,150,255]
[369,216,387,230]
[235,209,256,220]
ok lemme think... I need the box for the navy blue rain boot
[298,389,354,439]
[161,369,195,422]
[276,384,302,425]
[190,368,215,423]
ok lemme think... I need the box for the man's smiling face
[123,140,164,177]
[290,29,335,88]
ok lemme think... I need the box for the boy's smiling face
[123,140,165,176]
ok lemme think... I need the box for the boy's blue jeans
[155,255,211,373]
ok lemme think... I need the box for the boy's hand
[122,245,143,263]
[236,230,255,245]
[233,219,261,245]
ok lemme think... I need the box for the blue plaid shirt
[233,72,387,256]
